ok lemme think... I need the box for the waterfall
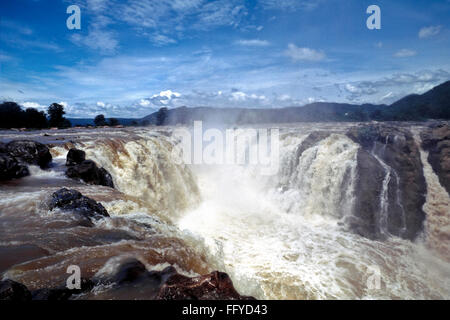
[1,125,449,299]
[413,131,450,261]
[69,133,201,217]
[272,133,359,220]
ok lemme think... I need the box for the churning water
[0,124,449,299]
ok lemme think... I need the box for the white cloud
[230,90,267,102]
[150,34,177,46]
[418,25,442,39]
[260,0,321,11]
[71,29,118,54]
[236,39,270,46]
[139,99,151,107]
[394,49,417,58]
[97,101,105,107]
[0,19,33,35]
[21,101,47,111]
[153,90,181,99]
[285,43,326,62]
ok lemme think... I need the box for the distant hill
[141,80,450,125]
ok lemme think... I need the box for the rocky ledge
[65,148,114,188]
[0,258,253,300]
[346,124,426,240]
[47,188,110,227]
[0,140,52,181]
[421,123,450,195]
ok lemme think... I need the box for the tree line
[0,101,124,129]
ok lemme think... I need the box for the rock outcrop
[48,188,109,226]
[97,258,254,300]
[31,278,94,301]
[1,258,253,300]
[0,279,32,301]
[65,148,114,188]
[0,140,53,181]
[156,271,255,300]
[66,148,86,166]
[346,124,426,240]
[421,123,450,195]
[0,152,29,181]
[4,140,52,168]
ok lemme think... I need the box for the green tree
[94,114,106,126]
[0,102,24,128]
[48,103,67,127]
[24,108,48,128]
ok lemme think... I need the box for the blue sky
[1,0,449,118]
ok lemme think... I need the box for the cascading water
[1,125,449,299]
[176,129,450,299]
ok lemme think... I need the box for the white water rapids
[1,125,449,299]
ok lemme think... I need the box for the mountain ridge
[141,80,450,125]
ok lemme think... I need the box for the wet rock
[421,124,450,195]
[346,124,426,240]
[0,279,32,301]
[156,271,255,300]
[111,259,148,284]
[97,258,252,300]
[5,140,52,168]
[345,149,385,239]
[48,188,109,224]
[66,148,86,166]
[66,160,114,188]
[31,278,94,300]
[0,153,29,181]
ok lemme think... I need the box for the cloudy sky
[1,0,449,118]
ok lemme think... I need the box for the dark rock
[421,124,450,195]
[48,188,109,224]
[156,271,255,300]
[345,149,385,239]
[111,259,148,285]
[31,278,94,300]
[0,279,32,301]
[66,148,86,166]
[346,124,426,240]
[66,160,114,188]
[0,153,29,181]
[5,140,52,168]
[99,258,252,300]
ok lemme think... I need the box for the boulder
[110,259,149,285]
[66,160,114,188]
[346,124,426,240]
[0,279,32,301]
[5,140,52,168]
[421,124,450,195]
[156,271,255,300]
[48,188,109,225]
[31,278,94,300]
[66,148,86,166]
[98,258,253,300]
[0,153,29,181]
